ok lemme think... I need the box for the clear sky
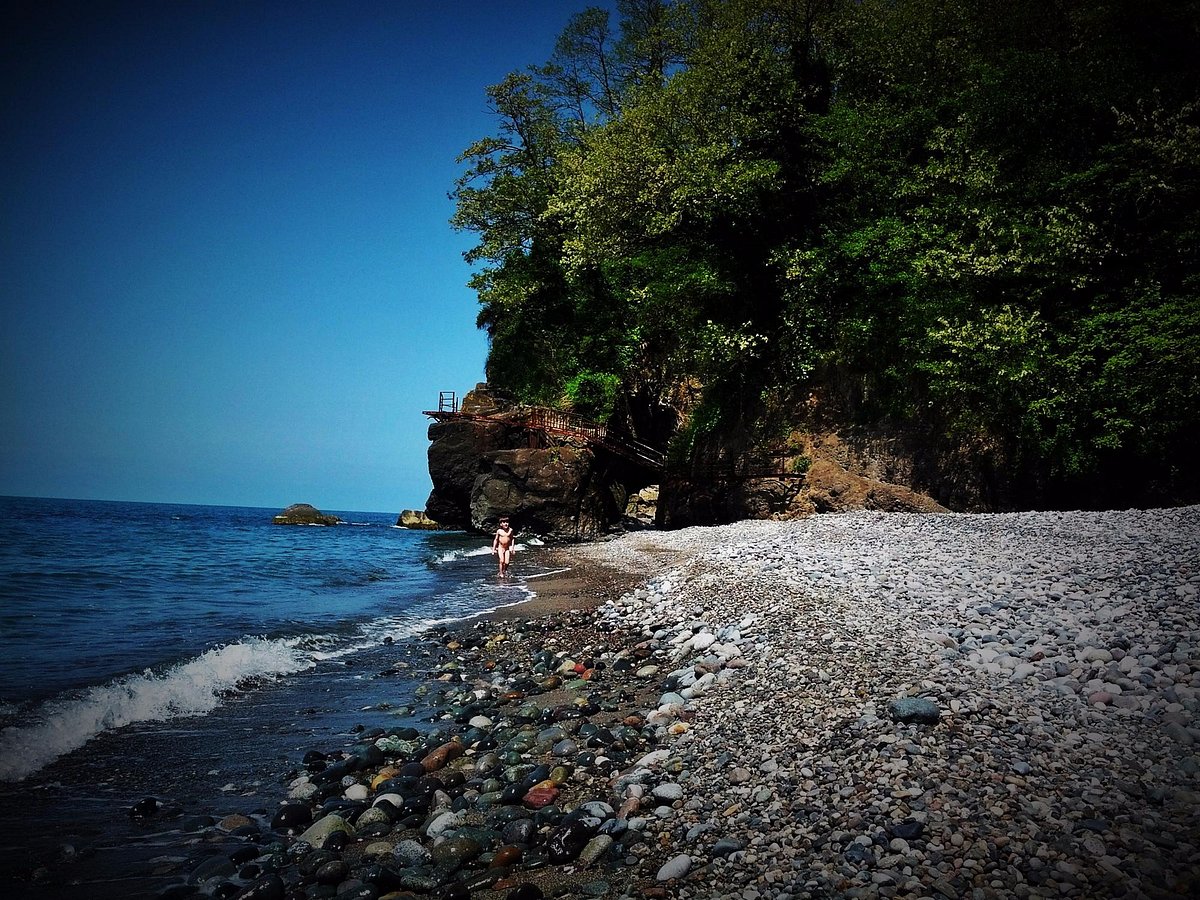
[0,0,596,514]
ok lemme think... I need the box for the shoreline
[16,508,1197,899]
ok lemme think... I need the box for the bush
[564,371,621,422]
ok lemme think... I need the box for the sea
[0,496,554,898]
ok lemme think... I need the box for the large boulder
[272,503,341,526]
[469,446,629,540]
[624,485,659,529]
[424,417,515,530]
[396,509,440,529]
[424,384,652,539]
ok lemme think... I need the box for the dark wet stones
[297,850,340,879]
[129,796,159,818]
[230,845,261,866]
[547,818,598,862]
[189,854,237,884]
[887,697,941,724]
[229,872,286,900]
[505,885,545,900]
[431,835,484,869]
[501,817,536,845]
[271,803,313,832]
[314,858,349,885]
[522,847,551,869]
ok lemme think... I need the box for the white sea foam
[0,637,314,782]
[436,545,494,563]
[0,577,539,782]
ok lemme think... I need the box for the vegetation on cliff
[452,0,1200,507]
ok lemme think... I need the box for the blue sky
[0,1,597,513]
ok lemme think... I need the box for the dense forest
[452,0,1200,509]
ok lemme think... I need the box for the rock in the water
[396,509,440,529]
[887,697,940,724]
[129,797,158,819]
[272,503,341,526]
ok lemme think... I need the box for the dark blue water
[0,497,548,896]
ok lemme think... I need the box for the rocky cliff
[423,385,950,536]
[423,385,649,539]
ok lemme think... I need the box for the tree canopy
[451,0,1200,507]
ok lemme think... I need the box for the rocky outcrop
[659,456,944,528]
[470,446,629,539]
[396,509,440,530]
[273,503,341,526]
[423,385,945,536]
[423,384,647,539]
[623,485,659,529]
[423,385,522,531]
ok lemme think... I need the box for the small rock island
[272,503,341,526]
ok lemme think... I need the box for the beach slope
[565,507,1199,898]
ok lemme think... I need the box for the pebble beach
[54,506,1197,900]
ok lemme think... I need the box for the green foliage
[451,0,1200,503]
[789,454,812,476]
[564,370,622,421]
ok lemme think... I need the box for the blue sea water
[0,496,547,896]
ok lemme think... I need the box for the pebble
[657,853,693,881]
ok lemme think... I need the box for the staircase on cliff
[424,391,666,472]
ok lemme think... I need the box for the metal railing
[423,394,670,471]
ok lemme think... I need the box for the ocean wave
[434,542,534,564]
[0,580,539,782]
[0,638,314,782]
[435,545,494,563]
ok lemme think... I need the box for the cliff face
[423,385,638,539]
[423,386,953,536]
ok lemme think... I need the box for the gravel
[581,506,1200,899]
